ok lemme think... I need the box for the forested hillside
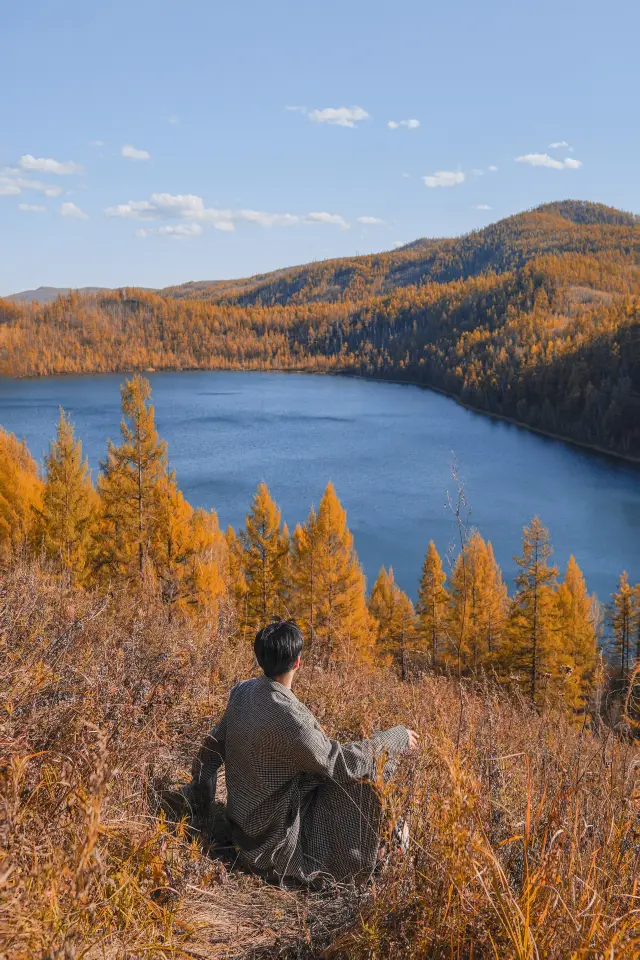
[1,200,638,458]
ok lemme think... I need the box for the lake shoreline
[5,363,639,469]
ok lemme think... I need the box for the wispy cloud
[488,165,498,172]
[472,168,484,177]
[388,118,420,130]
[0,180,21,196]
[122,144,151,161]
[358,216,386,225]
[60,201,88,220]
[18,203,46,212]
[167,115,179,125]
[0,169,63,197]
[105,192,349,233]
[308,106,369,128]
[158,223,203,239]
[20,155,83,175]
[549,140,573,150]
[285,105,307,113]
[423,170,465,188]
[471,204,492,211]
[516,153,582,170]
[89,139,105,147]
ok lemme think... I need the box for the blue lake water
[1,370,639,603]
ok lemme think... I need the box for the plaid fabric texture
[191,675,409,883]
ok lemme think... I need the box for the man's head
[254,620,304,680]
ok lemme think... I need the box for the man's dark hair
[254,620,304,679]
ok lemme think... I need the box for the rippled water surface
[1,370,639,601]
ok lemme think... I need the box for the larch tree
[289,506,321,646]
[369,566,416,678]
[555,555,598,712]
[289,482,374,663]
[238,482,290,635]
[507,517,559,705]
[447,531,508,673]
[610,572,637,689]
[37,408,96,582]
[416,540,448,668]
[94,375,172,583]
[0,427,43,563]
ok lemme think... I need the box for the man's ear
[294,657,301,671]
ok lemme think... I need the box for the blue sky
[1,0,638,296]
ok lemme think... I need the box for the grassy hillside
[3,558,639,958]
[1,200,638,458]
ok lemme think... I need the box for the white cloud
[516,153,582,171]
[60,201,88,220]
[18,203,46,212]
[472,168,484,176]
[158,223,203,239]
[0,180,21,196]
[89,139,105,147]
[358,216,386,225]
[135,228,150,239]
[20,155,83,175]
[423,170,465,188]
[549,140,570,149]
[401,172,410,178]
[308,106,369,128]
[388,118,420,130]
[472,204,492,210]
[393,240,404,248]
[285,105,307,113]
[105,192,349,231]
[488,165,498,172]
[515,153,565,170]
[168,116,179,124]
[0,170,64,197]
[122,144,151,161]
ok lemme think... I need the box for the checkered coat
[191,675,409,883]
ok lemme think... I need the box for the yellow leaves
[0,426,43,561]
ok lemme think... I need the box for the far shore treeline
[1,200,639,461]
[2,373,639,718]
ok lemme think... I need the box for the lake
[1,370,639,603]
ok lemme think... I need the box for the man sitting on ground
[189,619,418,885]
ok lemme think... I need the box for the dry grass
[2,560,639,958]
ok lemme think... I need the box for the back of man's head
[254,620,304,679]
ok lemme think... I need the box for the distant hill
[5,286,110,304]
[1,199,638,459]
[163,200,638,307]
[6,285,157,304]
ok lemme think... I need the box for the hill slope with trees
[0,200,638,458]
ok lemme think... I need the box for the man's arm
[289,716,410,785]
[190,709,227,810]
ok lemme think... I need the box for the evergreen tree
[555,555,597,711]
[610,572,637,688]
[0,428,43,562]
[225,525,248,631]
[416,540,448,668]
[447,531,508,673]
[507,517,559,704]
[94,375,172,582]
[37,409,96,582]
[289,483,374,662]
[239,482,289,634]
[290,506,321,645]
[369,566,416,678]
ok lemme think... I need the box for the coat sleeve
[288,713,410,785]
[190,708,227,808]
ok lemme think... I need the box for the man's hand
[405,729,420,753]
